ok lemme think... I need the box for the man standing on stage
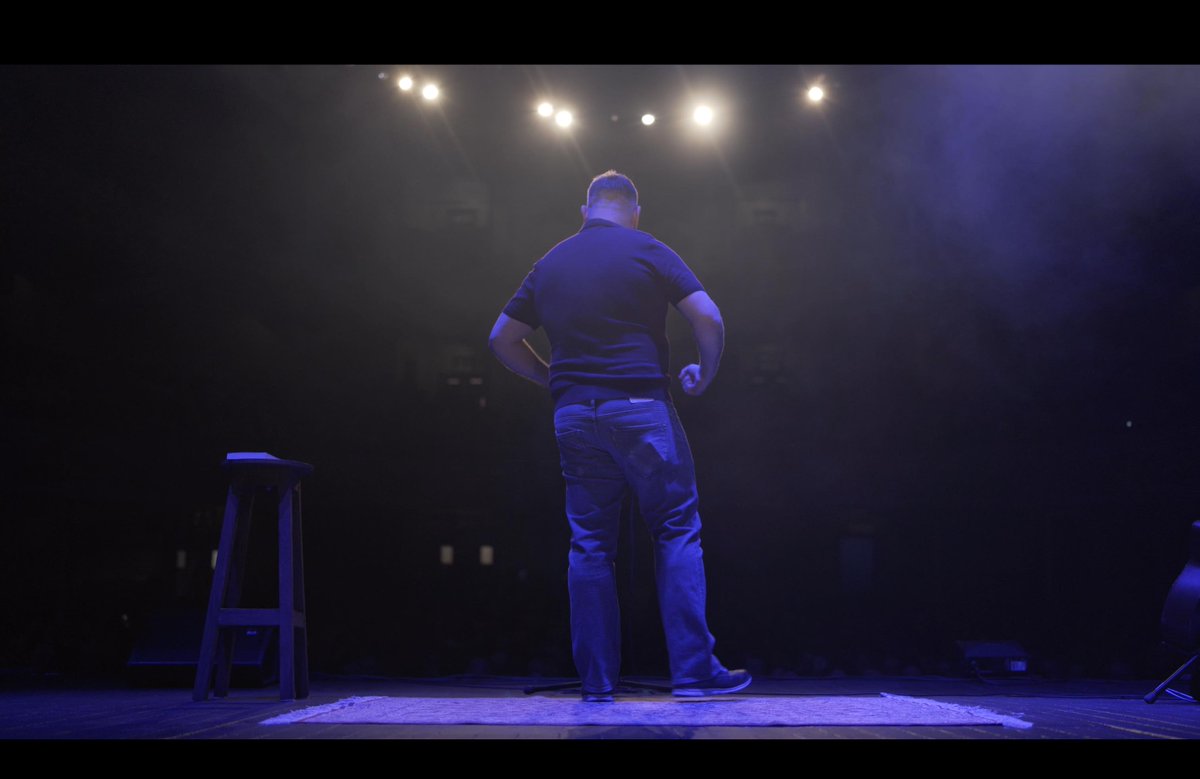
[489,170,750,701]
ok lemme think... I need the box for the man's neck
[585,209,636,229]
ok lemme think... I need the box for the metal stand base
[1144,652,1199,704]
[522,678,674,696]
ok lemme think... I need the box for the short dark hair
[587,170,638,208]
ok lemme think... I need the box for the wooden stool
[193,454,314,701]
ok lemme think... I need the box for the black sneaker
[672,669,752,697]
[581,690,614,703]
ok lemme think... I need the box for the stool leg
[278,484,296,701]
[215,490,255,698]
[293,483,310,699]
[213,630,236,698]
[194,486,242,702]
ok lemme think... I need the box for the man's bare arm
[675,291,724,396]
[489,313,550,388]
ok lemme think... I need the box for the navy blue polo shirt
[503,218,705,410]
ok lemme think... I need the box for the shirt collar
[580,217,622,231]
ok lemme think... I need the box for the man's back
[502,218,703,409]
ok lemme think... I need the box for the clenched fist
[678,364,711,396]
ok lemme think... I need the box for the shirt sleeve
[649,240,705,305]
[502,267,540,329]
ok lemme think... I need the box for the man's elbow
[707,305,724,329]
[488,330,525,360]
[697,303,724,332]
[487,325,509,362]
[488,317,510,352]
[487,331,509,359]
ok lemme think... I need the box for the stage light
[398,75,414,91]
[422,84,440,101]
[642,113,656,126]
[555,110,573,128]
[807,85,825,103]
[693,105,714,126]
[537,101,554,117]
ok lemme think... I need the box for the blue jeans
[553,397,726,691]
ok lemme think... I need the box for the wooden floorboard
[0,676,1196,739]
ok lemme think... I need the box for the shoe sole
[672,676,753,697]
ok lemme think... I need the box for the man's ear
[581,204,589,222]
[632,205,641,229]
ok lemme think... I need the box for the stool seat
[193,453,313,701]
[223,453,313,484]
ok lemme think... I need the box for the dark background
[3,64,1199,682]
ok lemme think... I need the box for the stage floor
[1,675,1196,739]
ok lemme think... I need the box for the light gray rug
[261,693,1032,729]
